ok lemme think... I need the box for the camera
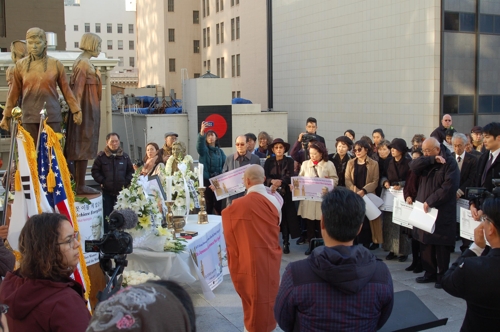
[301,133,319,149]
[85,213,133,256]
[466,179,500,200]
[134,159,144,167]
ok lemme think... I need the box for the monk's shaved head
[244,165,265,187]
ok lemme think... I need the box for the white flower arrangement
[163,155,200,214]
[122,270,160,287]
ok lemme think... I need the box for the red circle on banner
[204,114,227,138]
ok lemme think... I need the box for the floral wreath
[165,154,194,176]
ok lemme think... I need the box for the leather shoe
[413,265,424,274]
[296,236,306,245]
[283,244,290,254]
[385,252,396,260]
[369,243,380,250]
[305,247,312,255]
[416,275,437,284]
[398,255,408,262]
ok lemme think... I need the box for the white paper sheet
[456,198,469,223]
[459,207,490,246]
[408,201,437,233]
[363,194,382,220]
[380,188,404,212]
[392,196,414,229]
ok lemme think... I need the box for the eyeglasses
[235,143,246,146]
[354,148,364,153]
[0,304,8,314]
[444,119,452,122]
[57,231,80,249]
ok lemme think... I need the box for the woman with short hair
[255,131,273,158]
[328,136,353,187]
[0,213,90,332]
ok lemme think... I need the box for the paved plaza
[186,240,467,332]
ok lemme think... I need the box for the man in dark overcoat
[410,137,460,288]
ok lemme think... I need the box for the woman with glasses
[442,196,500,331]
[297,142,338,255]
[0,213,90,332]
[255,131,273,158]
[345,140,382,249]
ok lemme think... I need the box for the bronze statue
[64,32,102,194]
[166,141,192,175]
[6,40,27,92]
[0,27,82,142]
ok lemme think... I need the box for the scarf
[104,146,124,157]
[141,155,158,175]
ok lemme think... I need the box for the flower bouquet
[122,270,160,287]
[164,155,200,215]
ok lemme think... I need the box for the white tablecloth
[127,214,226,298]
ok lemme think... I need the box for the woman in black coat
[264,138,300,254]
[328,136,353,187]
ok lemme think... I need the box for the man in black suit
[442,196,500,331]
[470,122,500,220]
[452,133,477,252]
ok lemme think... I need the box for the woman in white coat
[297,141,338,255]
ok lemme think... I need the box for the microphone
[108,209,138,230]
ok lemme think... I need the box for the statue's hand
[73,111,82,125]
[0,117,11,132]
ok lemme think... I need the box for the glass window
[194,73,201,78]
[492,96,500,113]
[207,0,210,16]
[494,16,500,34]
[85,23,90,33]
[460,13,475,32]
[130,57,135,67]
[107,40,113,50]
[203,0,205,17]
[216,24,220,44]
[443,95,458,114]
[203,29,206,47]
[480,14,494,33]
[193,11,199,24]
[129,40,134,50]
[129,24,134,33]
[207,27,210,46]
[216,0,219,12]
[232,91,236,99]
[107,23,112,33]
[169,29,175,42]
[232,55,235,77]
[236,0,239,4]
[96,23,101,33]
[217,58,220,76]
[169,58,175,72]
[459,95,474,114]
[237,91,241,97]
[236,54,240,76]
[74,25,79,31]
[118,40,123,50]
[236,17,240,39]
[221,22,224,43]
[444,12,459,31]
[203,61,206,68]
[74,42,79,48]
[479,95,492,113]
[118,24,123,33]
[168,0,174,12]
[221,57,225,78]
[207,59,211,71]
[118,56,124,67]
[194,40,200,53]
[221,0,224,10]
[231,18,235,40]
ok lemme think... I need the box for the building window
[203,28,206,47]
[220,0,224,11]
[479,14,500,34]
[203,61,206,68]
[236,17,240,39]
[107,40,113,50]
[236,54,240,76]
[74,25,79,31]
[168,0,174,12]
[129,24,134,33]
[216,24,220,44]
[236,0,239,4]
[478,95,500,113]
[74,42,79,48]
[231,18,235,40]
[0,0,5,37]
[231,0,234,6]
[168,29,175,42]
[118,24,123,33]
[217,58,221,77]
[194,73,201,78]
[118,40,123,50]
[129,40,134,50]
[203,0,205,17]
[444,12,475,32]
[443,95,474,114]
[207,27,210,46]
[194,40,200,53]
[207,0,210,16]
[221,57,225,78]
[107,23,112,33]
[221,22,224,43]
[95,23,101,33]
[193,11,199,24]
[169,58,176,72]
[118,56,124,66]
[216,0,219,12]
[207,59,211,71]
[232,91,235,99]
[85,23,90,32]
[231,55,235,77]
[130,57,135,67]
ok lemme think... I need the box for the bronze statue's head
[26,27,47,59]
[80,32,102,56]
[10,40,27,63]
[172,141,187,160]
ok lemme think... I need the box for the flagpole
[1,107,22,227]
[35,102,47,154]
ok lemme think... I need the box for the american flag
[37,124,90,304]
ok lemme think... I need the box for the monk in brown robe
[0,27,82,141]
[222,165,282,332]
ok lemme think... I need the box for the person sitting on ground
[87,280,196,332]
[274,187,394,332]
[442,196,500,331]
[0,213,90,332]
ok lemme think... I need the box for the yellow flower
[138,215,152,228]
[156,225,168,236]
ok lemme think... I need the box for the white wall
[273,0,441,148]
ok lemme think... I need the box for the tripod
[96,254,128,303]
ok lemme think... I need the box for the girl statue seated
[165,141,193,176]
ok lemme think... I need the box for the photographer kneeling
[0,213,90,332]
[442,196,500,331]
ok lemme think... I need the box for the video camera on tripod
[85,208,137,303]
[466,179,500,200]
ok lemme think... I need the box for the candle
[166,176,173,202]
[198,163,204,188]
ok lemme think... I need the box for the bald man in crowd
[430,114,454,143]
[222,165,282,332]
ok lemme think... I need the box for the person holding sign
[410,137,460,288]
[297,142,338,255]
[442,196,500,331]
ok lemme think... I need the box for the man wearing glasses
[219,135,260,205]
[442,196,500,331]
[430,114,454,143]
